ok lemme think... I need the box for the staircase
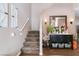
[21,31,39,56]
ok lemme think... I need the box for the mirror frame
[49,15,67,30]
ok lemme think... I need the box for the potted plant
[47,24,54,34]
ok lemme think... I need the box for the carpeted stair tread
[23,42,39,48]
[28,31,39,34]
[27,34,39,37]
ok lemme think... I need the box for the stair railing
[16,17,30,31]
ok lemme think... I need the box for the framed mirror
[49,16,67,30]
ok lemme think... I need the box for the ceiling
[74,3,79,16]
[50,3,79,16]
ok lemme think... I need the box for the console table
[49,34,73,49]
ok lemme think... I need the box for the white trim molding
[39,17,43,56]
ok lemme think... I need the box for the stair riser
[26,37,39,38]
[27,35,39,37]
[22,52,39,55]
[24,43,39,48]
[26,37,39,39]
[25,39,39,42]
[22,50,39,54]
[25,37,39,41]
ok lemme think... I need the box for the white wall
[15,3,31,29]
[75,16,79,25]
[0,3,31,55]
[0,28,21,55]
[31,3,52,30]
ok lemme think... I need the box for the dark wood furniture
[49,34,73,49]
